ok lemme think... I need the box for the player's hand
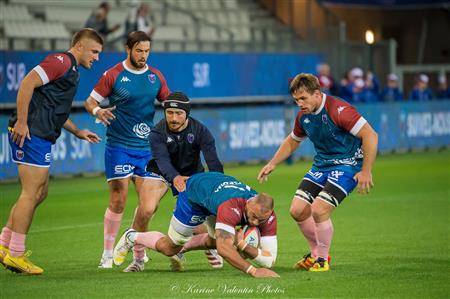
[96,106,116,125]
[11,121,31,148]
[251,268,280,278]
[353,170,374,194]
[173,175,189,192]
[257,163,275,183]
[76,130,102,143]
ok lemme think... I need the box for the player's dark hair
[289,73,321,95]
[71,28,104,47]
[126,31,152,50]
[254,193,274,212]
[163,91,191,116]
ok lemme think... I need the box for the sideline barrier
[0,50,321,106]
[1,101,449,180]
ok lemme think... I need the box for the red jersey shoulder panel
[325,95,362,132]
[37,53,72,83]
[93,63,124,98]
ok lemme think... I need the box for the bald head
[252,193,274,213]
[245,193,274,226]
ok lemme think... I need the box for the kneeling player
[114,172,279,278]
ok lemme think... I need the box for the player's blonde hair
[289,73,321,95]
[71,28,104,47]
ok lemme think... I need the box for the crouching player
[114,172,279,278]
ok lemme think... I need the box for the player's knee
[37,188,48,204]
[311,197,334,221]
[139,204,158,220]
[289,204,311,222]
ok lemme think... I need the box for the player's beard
[168,118,187,132]
[130,55,146,69]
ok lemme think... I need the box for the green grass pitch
[0,150,448,298]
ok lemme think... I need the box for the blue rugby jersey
[291,93,367,172]
[90,61,170,150]
[186,172,257,214]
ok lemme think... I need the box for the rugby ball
[242,225,260,248]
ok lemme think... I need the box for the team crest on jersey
[133,123,151,139]
[322,114,328,124]
[16,150,24,160]
[148,74,156,84]
[304,118,310,124]
[187,133,194,144]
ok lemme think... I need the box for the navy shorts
[104,145,163,181]
[8,131,52,167]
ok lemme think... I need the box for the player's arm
[149,130,187,191]
[85,96,116,125]
[215,229,278,278]
[10,70,43,147]
[257,135,301,183]
[199,126,224,173]
[63,119,101,143]
[354,122,378,194]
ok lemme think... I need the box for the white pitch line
[30,221,132,233]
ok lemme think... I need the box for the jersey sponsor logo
[114,164,135,174]
[187,133,194,144]
[329,170,345,181]
[45,153,52,162]
[231,208,241,217]
[120,76,131,83]
[307,170,323,179]
[16,150,24,160]
[190,215,204,224]
[133,123,151,139]
[55,55,64,63]
[167,136,174,143]
[148,74,156,83]
[337,106,346,114]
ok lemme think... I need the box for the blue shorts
[173,182,212,227]
[8,132,52,167]
[104,145,162,181]
[300,168,358,206]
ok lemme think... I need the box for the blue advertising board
[0,51,321,105]
[1,101,449,180]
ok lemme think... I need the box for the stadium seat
[0,4,33,21]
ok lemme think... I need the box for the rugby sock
[0,227,12,247]
[136,232,165,250]
[181,233,209,252]
[9,231,26,257]
[104,208,123,255]
[315,219,333,260]
[133,244,145,260]
[296,217,319,257]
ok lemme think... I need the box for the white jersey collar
[122,61,148,74]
